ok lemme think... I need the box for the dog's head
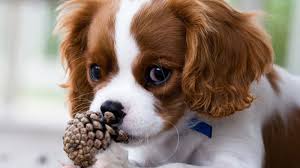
[56,0,273,143]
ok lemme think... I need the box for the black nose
[100,100,126,122]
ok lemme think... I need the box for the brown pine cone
[63,111,128,168]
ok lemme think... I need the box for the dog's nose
[100,100,126,121]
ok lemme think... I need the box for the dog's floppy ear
[56,0,101,117]
[168,0,273,117]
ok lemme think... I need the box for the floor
[0,128,69,168]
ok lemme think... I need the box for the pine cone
[63,111,128,168]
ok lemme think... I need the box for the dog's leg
[90,142,132,168]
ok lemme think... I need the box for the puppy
[56,0,300,167]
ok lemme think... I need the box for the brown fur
[56,1,299,167]
[167,0,274,117]
[86,0,119,89]
[56,0,119,117]
[57,0,275,123]
[131,0,187,129]
[263,108,300,168]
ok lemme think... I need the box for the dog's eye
[90,64,101,81]
[146,66,171,86]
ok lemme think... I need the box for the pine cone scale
[63,111,128,168]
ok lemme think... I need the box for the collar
[187,117,213,138]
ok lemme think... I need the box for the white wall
[0,2,69,168]
[0,1,68,130]
[287,1,300,75]
[236,0,262,11]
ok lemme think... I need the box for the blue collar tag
[187,118,212,138]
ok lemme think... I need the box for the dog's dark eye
[146,66,171,86]
[90,64,101,81]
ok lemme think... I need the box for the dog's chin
[125,135,148,146]
[118,125,162,146]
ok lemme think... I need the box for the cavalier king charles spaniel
[56,0,300,167]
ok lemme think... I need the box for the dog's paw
[91,142,130,168]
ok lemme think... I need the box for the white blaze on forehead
[115,0,149,70]
[90,0,163,137]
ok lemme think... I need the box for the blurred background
[0,0,299,167]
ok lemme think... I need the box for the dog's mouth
[117,119,164,145]
[122,134,154,146]
[127,135,141,142]
[122,130,166,146]
[127,134,146,143]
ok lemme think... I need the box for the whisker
[72,103,92,113]
[68,92,95,101]
[71,100,93,108]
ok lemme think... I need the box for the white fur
[125,67,300,168]
[89,0,163,139]
[90,67,300,168]
[87,1,300,168]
